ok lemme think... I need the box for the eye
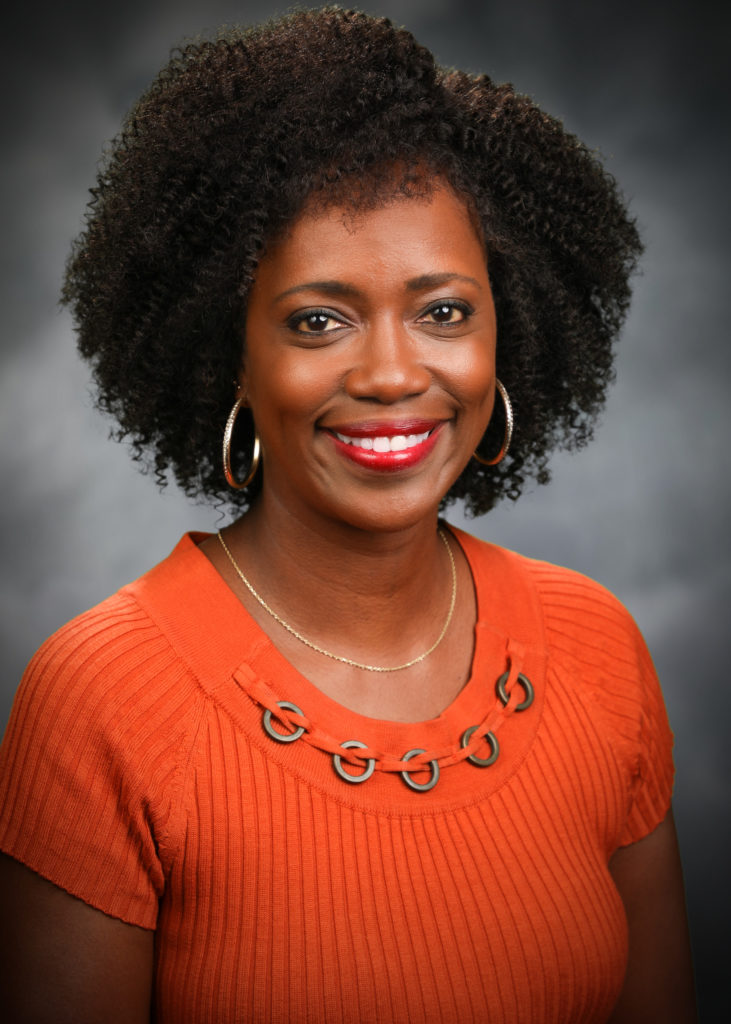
[288,309,347,334]
[418,300,472,326]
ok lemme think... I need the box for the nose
[343,318,431,403]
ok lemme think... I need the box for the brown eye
[431,304,460,323]
[300,314,332,332]
[419,300,472,326]
[289,310,344,334]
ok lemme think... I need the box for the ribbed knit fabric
[0,526,674,1023]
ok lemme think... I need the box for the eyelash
[418,299,473,325]
[286,299,474,336]
[287,308,346,334]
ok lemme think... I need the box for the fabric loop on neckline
[233,637,533,790]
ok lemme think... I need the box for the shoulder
[1,594,205,850]
[0,540,213,925]
[511,549,661,721]
[517,550,649,663]
[453,526,675,846]
[28,585,165,672]
[454,525,648,665]
[453,525,665,736]
[5,536,212,777]
[15,590,190,732]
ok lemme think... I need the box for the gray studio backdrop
[1,0,728,1017]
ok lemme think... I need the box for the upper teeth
[334,430,431,452]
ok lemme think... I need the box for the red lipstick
[326,419,443,472]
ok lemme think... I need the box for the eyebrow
[405,272,482,292]
[273,272,482,304]
[274,280,360,303]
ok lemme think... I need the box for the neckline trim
[128,525,548,813]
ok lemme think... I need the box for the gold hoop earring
[473,379,514,466]
[222,396,261,489]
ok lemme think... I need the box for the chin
[322,491,446,536]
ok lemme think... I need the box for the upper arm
[0,853,154,1024]
[607,808,697,1023]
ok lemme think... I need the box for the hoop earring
[473,379,514,466]
[222,396,261,489]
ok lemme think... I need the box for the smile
[333,430,431,452]
[327,421,443,472]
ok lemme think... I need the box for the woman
[0,8,695,1023]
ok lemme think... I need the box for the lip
[325,419,445,472]
[324,418,442,438]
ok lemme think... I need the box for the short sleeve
[0,595,191,929]
[525,554,676,852]
[617,625,675,847]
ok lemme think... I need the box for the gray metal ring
[400,748,440,792]
[333,740,376,784]
[496,671,534,711]
[262,701,306,743]
[460,725,500,767]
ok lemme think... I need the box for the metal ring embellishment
[460,725,500,767]
[400,748,440,792]
[262,701,306,743]
[333,740,376,784]
[496,671,534,712]
[260,671,534,790]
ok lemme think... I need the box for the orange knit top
[0,527,674,1023]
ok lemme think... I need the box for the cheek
[245,348,336,426]
[443,338,496,406]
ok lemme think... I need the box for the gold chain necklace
[217,528,457,673]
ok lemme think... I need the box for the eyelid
[416,298,474,322]
[286,306,350,334]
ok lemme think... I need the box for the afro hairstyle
[62,5,643,516]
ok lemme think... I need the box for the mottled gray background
[1,0,728,1016]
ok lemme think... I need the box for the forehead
[254,185,487,289]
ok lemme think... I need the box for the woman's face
[241,182,497,534]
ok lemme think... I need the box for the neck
[223,497,452,663]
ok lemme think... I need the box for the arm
[0,853,154,1024]
[607,808,697,1023]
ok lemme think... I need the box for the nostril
[344,371,431,403]
[343,349,431,402]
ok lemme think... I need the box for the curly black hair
[62,5,642,516]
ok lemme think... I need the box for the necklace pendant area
[217,527,457,673]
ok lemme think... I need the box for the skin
[0,184,697,1021]
[206,185,496,718]
[607,810,698,1023]
[0,852,154,1022]
[237,186,497,539]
